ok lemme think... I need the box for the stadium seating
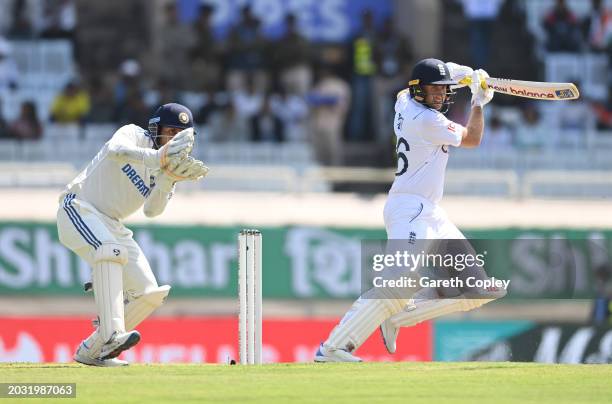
[1,40,75,122]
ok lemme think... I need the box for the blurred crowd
[0,1,416,166]
[543,0,611,54]
[541,0,612,131]
[447,0,612,152]
[0,0,611,166]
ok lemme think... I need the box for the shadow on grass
[1,364,80,369]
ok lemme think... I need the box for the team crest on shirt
[447,123,456,132]
[408,231,417,245]
[178,112,189,124]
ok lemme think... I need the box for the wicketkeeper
[56,103,209,366]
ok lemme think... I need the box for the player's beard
[427,95,445,111]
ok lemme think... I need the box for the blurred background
[1,0,612,364]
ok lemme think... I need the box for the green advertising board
[434,320,533,361]
[0,221,610,299]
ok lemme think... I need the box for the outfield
[2,362,612,403]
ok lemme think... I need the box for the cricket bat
[457,76,580,101]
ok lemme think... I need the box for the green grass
[2,362,612,403]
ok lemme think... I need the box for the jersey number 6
[395,138,409,176]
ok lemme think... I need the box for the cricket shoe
[74,342,128,367]
[99,330,141,360]
[314,343,362,363]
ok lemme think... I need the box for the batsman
[56,103,209,366]
[315,58,506,362]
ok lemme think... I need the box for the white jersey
[388,94,465,204]
[62,124,157,221]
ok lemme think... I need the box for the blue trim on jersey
[409,203,424,223]
[63,197,98,249]
[65,193,102,248]
[63,194,101,249]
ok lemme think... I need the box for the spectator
[592,86,612,130]
[309,66,351,165]
[7,0,34,38]
[559,98,594,131]
[591,263,612,325]
[232,75,264,140]
[480,114,513,149]
[50,80,91,124]
[145,78,179,110]
[0,37,19,91]
[114,59,143,108]
[557,84,595,148]
[543,0,583,52]
[252,93,284,142]
[374,16,413,143]
[208,96,240,141]
[8,101,42,140]
[460,0,504,68]
[273,14,312,95]
[87,76,115,123]
[270,85,309,142]
[157,1,196,90]
[347,10,377,141]
[116,87,150,128]
[515,105,548,149]
[582,0,612,53]
[190,4,222,92]
[40,0,76,41]
[0,98,9,138]
[226,5,268,92]
[195,88,223,126]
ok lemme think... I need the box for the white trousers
[56,193,159,300]
[384,193,465,240]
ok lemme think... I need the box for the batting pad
[124,285,171,331]
[389,297,495,328]
[326,295,407,352]
[80,286,171,358]
[93,243,128,343]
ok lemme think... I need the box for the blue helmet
[148,103,194,147]
[408,58,457,113]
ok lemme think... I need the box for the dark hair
[21,101,38,121]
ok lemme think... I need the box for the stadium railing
[3,159,611,199]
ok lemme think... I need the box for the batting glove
[446,62,474,89]
[470,70,494,107]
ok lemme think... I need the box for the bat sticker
[555,89,575,99]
